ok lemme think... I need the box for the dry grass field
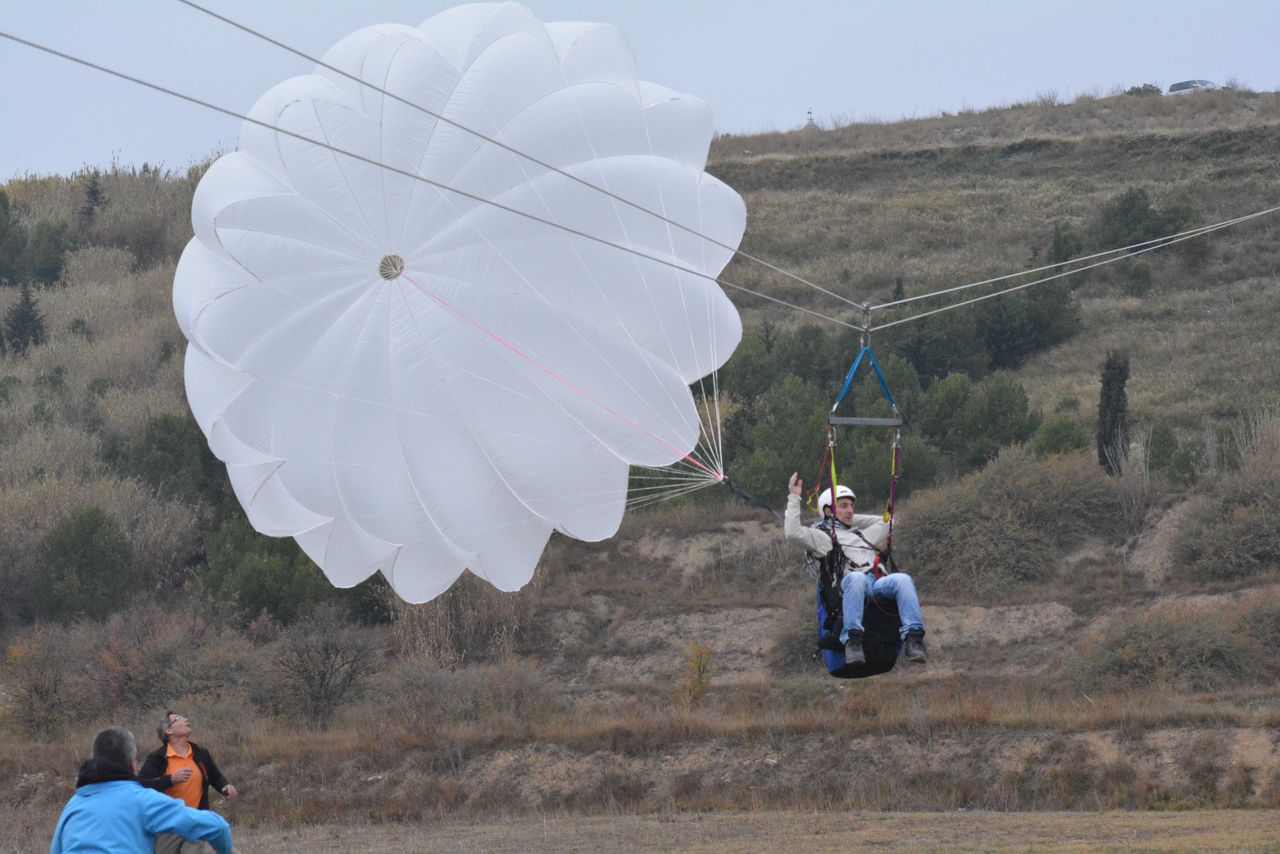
[8,807,1280,852]
[159,809,1280,852]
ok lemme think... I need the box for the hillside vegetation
[2,87,1280,842]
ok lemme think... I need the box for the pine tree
[1096,350,1130,474]
[79,169,106,228]
[892,277,906,302]
[4,284,47,357]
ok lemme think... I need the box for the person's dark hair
[91,726,137,769]
[157,710,178,745]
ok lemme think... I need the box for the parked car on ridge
[1167,79,1218,94]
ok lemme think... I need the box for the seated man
[50,725,234,854]
[784,472,926,665]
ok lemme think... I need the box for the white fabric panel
[639,84,715,170]
[546,23,639,95]
[173,2,746,604]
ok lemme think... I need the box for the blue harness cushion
[816,583,902,679]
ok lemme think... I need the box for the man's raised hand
[788,472,803,496]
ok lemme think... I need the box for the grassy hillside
[2,88,1279,843]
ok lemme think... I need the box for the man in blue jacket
[50,726,234,854]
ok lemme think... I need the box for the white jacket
[783,493,890,570]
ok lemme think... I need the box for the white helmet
[817,485,856,515]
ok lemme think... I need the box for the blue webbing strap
[830,345,896,412]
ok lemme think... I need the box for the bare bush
[2,622,96,733]
[0,423,100,489]
[1109,431,1155,538]
[390,572,536,667]
[371,655,562,738]
[61,246,134,288]
[769,589,821,675]
[275,606,379,726]
[1066,600,1267,690]
[1173,409,1280,581]
[672,642,714,712]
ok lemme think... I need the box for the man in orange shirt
[138,711,238,854]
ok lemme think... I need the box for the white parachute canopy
[174,2,746,604]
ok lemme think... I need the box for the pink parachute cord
[399,272,721,480]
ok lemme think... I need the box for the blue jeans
[840,570,924,643]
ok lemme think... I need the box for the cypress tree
[3,284,47,356]
[1096,350,1130,474]
[892,277,906,302]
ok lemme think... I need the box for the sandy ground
[227,809,1280,853]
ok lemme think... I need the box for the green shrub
[26,219,75,285]
[0,190,27,285]
[1091,187,1205,264]
[1067,601,1267,690]
[33,505,134,620]
[203,515,341,624]
[102,412,230,509]
[840,432,941,505]
[1030,416,1089,458]
[1167,438,1206,486]
[1148,420,1178,474]
[884,313,989,383]
[723,375,828,498]
[1048,222,1085,270]
[897,448,1117,596]
[1125,83,1162,97]
[1119,260,1153,297]
[916,372,1041,470]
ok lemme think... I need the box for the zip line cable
[0,29,859,336]
[172,0,862,311]
[11,28,1261,344]
[6,30,1274,508]
[870,209,1277,331]
[872,205,1280,312]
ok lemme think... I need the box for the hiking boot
[903,631,927,664]
[844,633,866,666]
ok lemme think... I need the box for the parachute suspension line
[0,30,858,338]
[172,0,862,311]
[819,304,903,541]
[871,206,1280,330]
[872,204,1280,312]
[552,83,725,479]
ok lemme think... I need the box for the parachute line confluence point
[378,254,405,280]
[172,0,861,311]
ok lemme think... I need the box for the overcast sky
[2,0,1277,178]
